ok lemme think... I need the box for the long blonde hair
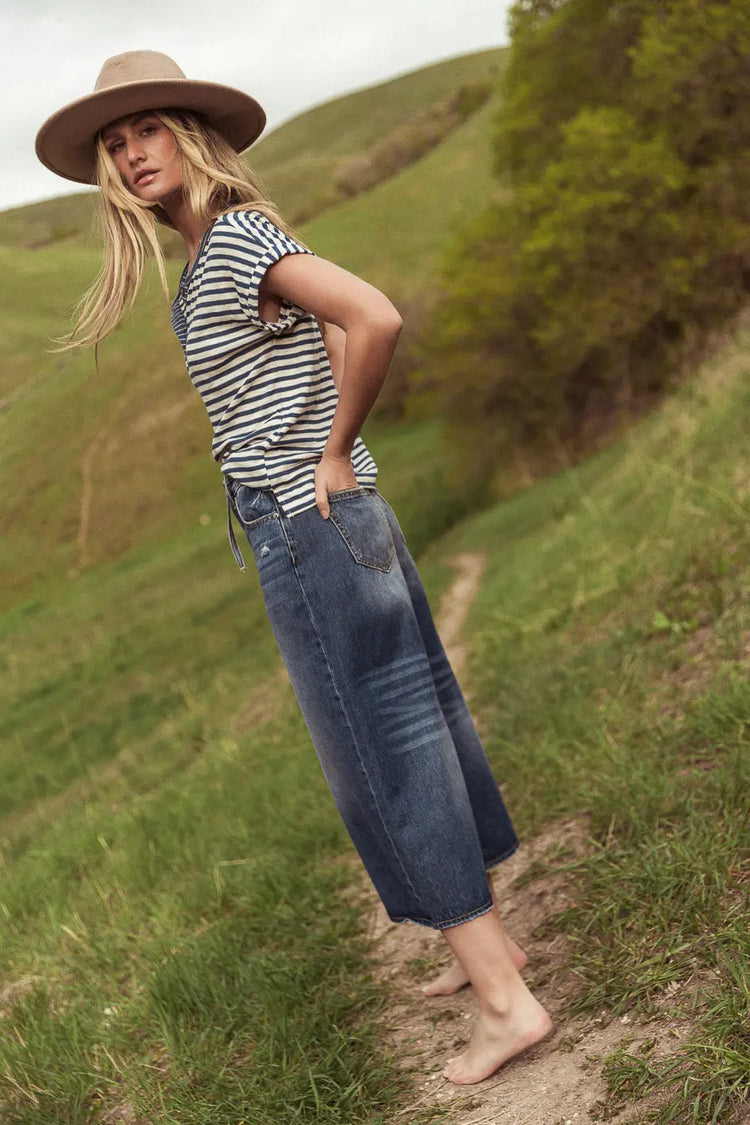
[59,109,295,352]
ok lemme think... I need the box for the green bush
[421,0,750,490]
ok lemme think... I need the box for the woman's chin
[145,186,181,212]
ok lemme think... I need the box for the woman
[35,50,552,1085]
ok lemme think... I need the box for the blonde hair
[59,109,296,352]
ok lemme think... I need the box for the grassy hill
[0,44,747,1125]
[0,308,747,1125]
[304,93,503,298]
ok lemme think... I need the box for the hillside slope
[0,308,747,1125]
[304,93,502,298]
[252,46,504,222]
[2,40,746,1125]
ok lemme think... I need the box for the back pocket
[327,489,395,572]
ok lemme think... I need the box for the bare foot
[423,936,528,997]
[443,992,552,1085]
[422,958,471,996]
[505,934,529,973]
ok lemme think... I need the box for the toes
[422,971,469,997]
[443,1057,468,1085]
[424,983,456,997]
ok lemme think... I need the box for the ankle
[476,972,531,1017]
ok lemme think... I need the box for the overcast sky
[2,0,513,213]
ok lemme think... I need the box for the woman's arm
[261,255,402,517]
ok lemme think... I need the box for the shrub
[421,0,750,492]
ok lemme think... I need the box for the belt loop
[223,476,246,570]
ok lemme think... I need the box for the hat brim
[35,78,266,184]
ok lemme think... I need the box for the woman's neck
[161,194,212,267]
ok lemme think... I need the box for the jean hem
[485,838,522,873]
[383,838,522,930]
[387,896,496,931]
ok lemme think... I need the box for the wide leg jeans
[228,481,519,929]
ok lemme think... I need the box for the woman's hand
[314,452,359,519]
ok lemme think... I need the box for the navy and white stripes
[171,210,378,518]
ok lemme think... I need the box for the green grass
[255,48,503,169]
[413,325,750,1123]
[251,47,504,221]
[304,93,502,299]
[0,705,398,1124]
[0,192,97,252]
[1,311,748,1123]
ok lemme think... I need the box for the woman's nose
[126,136,145,163]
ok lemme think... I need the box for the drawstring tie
[223,475,246,570]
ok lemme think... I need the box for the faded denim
[227,479,519,929]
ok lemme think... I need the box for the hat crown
[94,50,186,93]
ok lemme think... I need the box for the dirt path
[433,551,487,683]
[361,552,693,1125]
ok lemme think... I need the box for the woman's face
[100,112,182,203]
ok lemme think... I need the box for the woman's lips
[135,171,158,186]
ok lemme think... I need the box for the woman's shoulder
[210,210,309,268]
[205,211,293,266]
[213,208,281,240]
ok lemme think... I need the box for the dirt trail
[434,551,487,683]
[361,551,692,1125]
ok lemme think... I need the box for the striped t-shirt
[171,210,378,518]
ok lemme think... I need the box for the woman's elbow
[373,300,403,342]
[346,291,403,343]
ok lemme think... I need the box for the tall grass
[417,324,750,1122]
[0,500,401,1123]
[2,314,747,1124]
[0,408,488,1122]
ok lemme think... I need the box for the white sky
[2,0,513,212]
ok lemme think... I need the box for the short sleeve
[221,210,314,333]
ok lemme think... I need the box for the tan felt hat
[35,49,267,184]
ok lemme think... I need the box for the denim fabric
[228,479,519,929]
